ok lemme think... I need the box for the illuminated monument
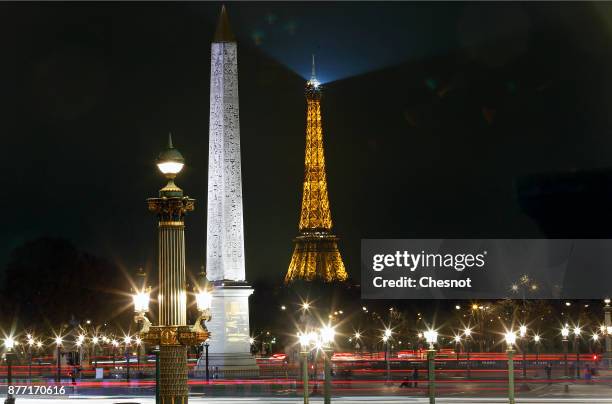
[285,58,348,283]
[204,6,257,372]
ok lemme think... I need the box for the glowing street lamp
[561,326,570,379]
[463,327,473,378]
[298,333,311,404]
[533,334,541,361]
[505,331,517,404]
[573,326,582,378]
[424,329,438,404]
[382,329,392,385]
[518,325,528,379]
[3,337,15,387]
[54,336,63,382]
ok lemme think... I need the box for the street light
[298,333,311,404]
[4,337,15,388]
[533,334,541,362]
[453,334,461,362]
[124,335,132,381]
[573,326,581,379]
[26,334,35,381]
[382,329,392,385]
[320,325,335,404]
[54,336,63,383]
[561,326,570,380]
[463,327,472,379]
[505,331,517,404]
[519,325,528,379]
[194,269,213,383]
[424,329,438,404]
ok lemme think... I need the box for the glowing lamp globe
[454,335,462,343]
[534,335,541,343]
[4,337,14,350]
[196,290,213,312]
[298,333,310,348]
[424,329,438,346]
[505,332,517,347]
[92,337,99,345]
[561,327,570,338]
[157,134,185,178]
[124,336,132,345]
[463,328,472,337]
[573,326,581,337]
[36,341,43,348]
[519,325,527,338]
[55,337,63,346]
[320,325,335,344]
[133,291,150,314]
[384,328,392,338]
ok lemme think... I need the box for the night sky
[4,2,612,291]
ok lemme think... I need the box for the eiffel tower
[285,57,348,284]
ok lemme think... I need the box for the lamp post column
[427,349,435,404]
[507,349,515,404]
[323,348,332,404]
[301,350,309,404]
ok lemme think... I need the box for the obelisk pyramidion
[204,5,258,373]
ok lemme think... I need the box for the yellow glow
[55,337,62,346]
[561,326,570,338]
[157,161,184,175]
[424,329,438,345]
[298,333,310,348]
[133,291,150,313]
[320,325,335,344]
[92,337,99,344]
[519,325,527,338]
[505,331,517,346]
[196,290,213,312]
[4,337,14,350]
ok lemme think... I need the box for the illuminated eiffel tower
[285,57,348,284]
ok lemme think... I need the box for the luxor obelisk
[205,5,258,373]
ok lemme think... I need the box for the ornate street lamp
[505,331,517,404]
[297,326,335,404]
[573,326,581,379]
[91,336,100,369]
[561,325,570,383]
[123,335,132,381]
[453,334,461,362]
[194,268,213,383]
[463,327,472,379]
[519,325,528,379]
[54,336,63,383]
[3,337,15,387]
[298,333,311,404]
[137,135,209,404]
[383,328,392,385]
[424,329,438,404]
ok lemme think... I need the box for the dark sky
[4,2,612,287]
